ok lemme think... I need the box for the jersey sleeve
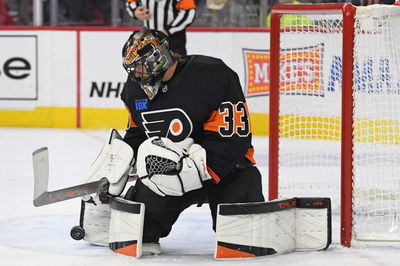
[200,67,255,184]
[121,84,147,157]
[165,0,196,35]
[123,106,147,158]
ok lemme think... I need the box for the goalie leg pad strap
[214,197,331,259]
[81,194,111,246]
[109,197,145,258]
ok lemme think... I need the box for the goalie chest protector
[121,55,255,180]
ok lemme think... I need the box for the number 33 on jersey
[204,101,251,138]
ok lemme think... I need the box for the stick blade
[32,147,49,205]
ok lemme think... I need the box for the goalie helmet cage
[268,3,400,247]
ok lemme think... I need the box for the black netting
[145,155,179,175]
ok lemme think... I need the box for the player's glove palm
[136,137,211,196]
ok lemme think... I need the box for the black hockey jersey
[121,55,255,183]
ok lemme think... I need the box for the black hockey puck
[70,225,85,240]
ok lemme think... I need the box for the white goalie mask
[122,27,174,100]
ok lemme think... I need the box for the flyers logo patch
[141,108,193,142]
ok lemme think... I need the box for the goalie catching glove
[136,137,212,196]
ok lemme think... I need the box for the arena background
[0,27,271,135]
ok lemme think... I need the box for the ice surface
[1,127,400,265]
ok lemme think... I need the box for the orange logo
[169,119,183,136]
[313,200,323,206]
[243,45,323,97]
[49,188,89,203]
[200,158,208,178]
[278,200,296,209]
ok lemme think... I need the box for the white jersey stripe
[169,9,196,35]
[148,0,156,29]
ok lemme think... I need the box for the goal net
[268,3,400,247]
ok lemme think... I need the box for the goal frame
[268,3,356,247]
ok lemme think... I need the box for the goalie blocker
[215,197,331,259]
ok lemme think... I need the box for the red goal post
[268,3,400,247]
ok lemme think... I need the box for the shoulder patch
[135,99,148,111]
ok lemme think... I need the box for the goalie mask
[122,27,174,100]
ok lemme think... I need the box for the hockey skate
[142,242,161,255]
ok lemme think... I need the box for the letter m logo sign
[243,49,270,97]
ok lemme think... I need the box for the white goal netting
[273,4,400,241]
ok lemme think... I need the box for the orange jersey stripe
[204,109,221,133]
[127,0,138,3]
[125,106,137,128]
[207,166,220,184]
[176,0,196,10]
[245,147,256,165]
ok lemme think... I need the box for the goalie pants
[124,166,265,242]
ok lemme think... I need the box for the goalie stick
[32,147,138,207]
[32,147,110,207]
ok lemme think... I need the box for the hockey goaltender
[32,27,332,259]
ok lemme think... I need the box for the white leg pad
[81,195,111,246]
[296,198,331,251]
[109,197,145,258]
[214,197,331,259]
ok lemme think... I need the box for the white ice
[1,127,400,266]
